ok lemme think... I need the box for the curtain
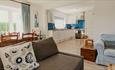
[22,3,30,33]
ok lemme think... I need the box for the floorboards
[57,39,107,70]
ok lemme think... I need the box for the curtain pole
[10,0,30,6]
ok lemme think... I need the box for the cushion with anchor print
[0,42,39,70]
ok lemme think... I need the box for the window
[0,10,8,33]
[0,5,23,34]
[54,16,65,29]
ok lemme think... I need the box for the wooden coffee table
[108,64,115,70]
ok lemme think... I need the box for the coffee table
[108,64,115,70]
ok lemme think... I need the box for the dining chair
[0,34,19,47]
[22,32,38,42]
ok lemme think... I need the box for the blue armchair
[94,34,115,65]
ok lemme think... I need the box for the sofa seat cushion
[104,49,115,57]
[38,53,83,70]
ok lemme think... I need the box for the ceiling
[20,0,94,14]
[55,4,94,14]
[30,0,94,9]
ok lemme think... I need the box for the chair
[94,34,115,65]
[22,32,38,42]
[0,34,19,47]
[9,32,20,36]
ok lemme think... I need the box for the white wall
[30,4,39,31]
[66,12,82,24]
[52,10,67,18]
[85,1,115,41]
[66,14,77,24]
[30,4,48,36]
[30,4,68,37]
[85,9,94,39]
[52,10,68,26]
[30,0,115,41]
[0,1,21,8]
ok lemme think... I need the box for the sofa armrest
[94,40,104,55]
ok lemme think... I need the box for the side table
[81,47,97,62]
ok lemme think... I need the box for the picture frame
[34,11,39,27]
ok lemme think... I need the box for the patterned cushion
[0,42,39,70]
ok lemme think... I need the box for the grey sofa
[32,37,84,70]
[0,37,84,70]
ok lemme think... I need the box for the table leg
[108,64,112,70]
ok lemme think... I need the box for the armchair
[94,34,115,65]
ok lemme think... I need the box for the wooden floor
[57,39,107,70]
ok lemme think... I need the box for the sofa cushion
[0,41,27,70]
[104,41,115,49]
[0,42,39,70]
[104,49,115,57]
[32,37,59,61]
[38,53,83,70]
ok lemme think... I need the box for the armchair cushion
[104,41,115,49]
[104,49,115,57]
[101,34,115,41]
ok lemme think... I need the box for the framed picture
[34,11,39,27]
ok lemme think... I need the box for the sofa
[94,34,115,65]
[32,37,84,70]
[0,37,84,70]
